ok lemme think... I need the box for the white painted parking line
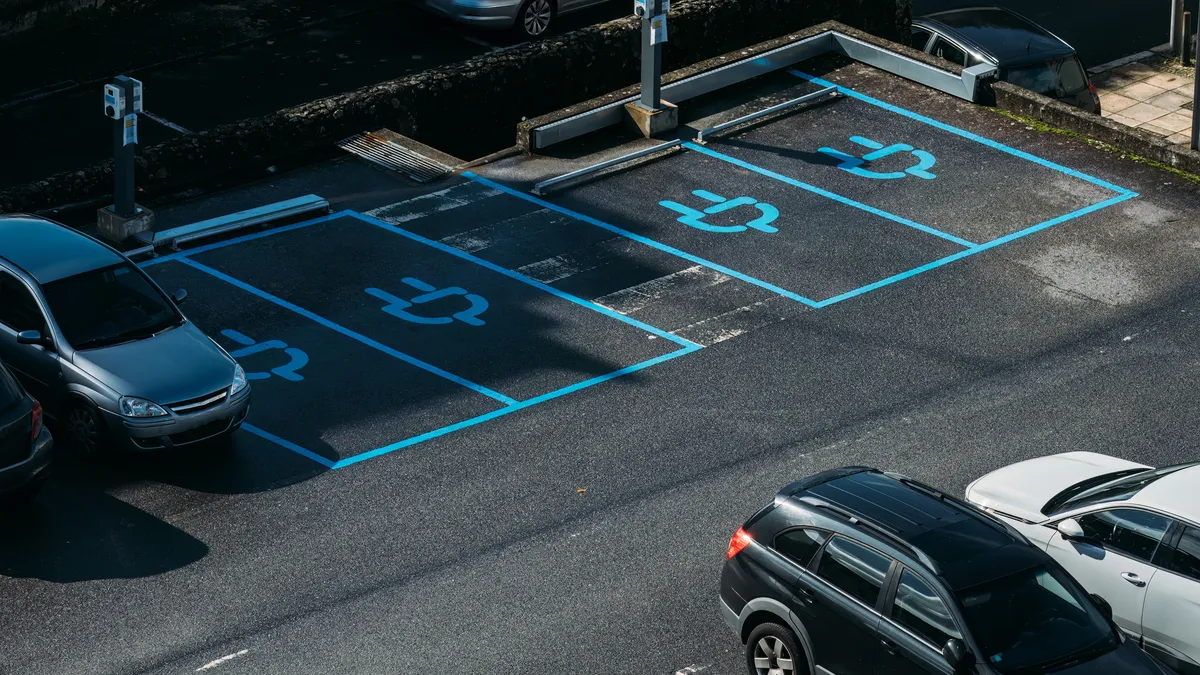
[457,33,505,52]
[594,265,732,315]
[672,296,794,346]
[142,110,194,134]
[365,182,499,224]
[196,649,250,671]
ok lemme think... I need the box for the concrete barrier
[0,0,910,214]
[993,81,1200,177]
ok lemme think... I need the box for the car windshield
[1048,463,1198,515]
[41,263,182,351]
[956,565,1116,673]
[1005,56,1089,97]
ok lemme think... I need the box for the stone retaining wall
[0,0,158,36]
[0,0,909,213]
[993,81,1200,177]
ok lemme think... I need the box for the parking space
[505,71,1138,309]
[141,211,698,468]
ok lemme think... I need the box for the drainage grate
[337,132,451,183]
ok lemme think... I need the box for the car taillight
[30,400,42,442]
[726,527,753,559]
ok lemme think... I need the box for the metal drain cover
[337,132,452,183]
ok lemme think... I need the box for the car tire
[65,402,106,458]
[745,622,803,675]
[514,0,554,39]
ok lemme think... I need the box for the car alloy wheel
[67,405,101,456]
[752,635,794,675]
[522,0,552,36]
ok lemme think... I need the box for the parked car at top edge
[967,452,1200,675]
[912,7,1101,114]
[0,359,53,502]
[417,0,602,40]
[721,466,1173,675]
[0,214,250,456]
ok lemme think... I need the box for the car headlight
[231,363,248,394]
[119,396,168,418]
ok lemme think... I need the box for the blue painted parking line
[175,256,520,406]
[788,69,1137,198]
[812,190,1139,308]
[345,211,701,348]
[331,342,699,469]
[682,142,978,248]
[143,210,704,468]
[462,172,823,309]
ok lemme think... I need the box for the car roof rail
[883,472,1030,544]
[795,494,942,575]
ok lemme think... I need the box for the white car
[966,452,1200,675]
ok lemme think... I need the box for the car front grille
[167,388,228,415]
[168,419,231,446]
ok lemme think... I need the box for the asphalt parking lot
[3,58,1200,675]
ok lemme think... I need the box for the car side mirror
[942,638,974,672]
[16,330,49,349]
[1057,518,1086,540]
[172,288,188,305]
[1090,593,1114,622]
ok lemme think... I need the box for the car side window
[815,535,893,607]
[931,37,967,66]
[775,528,829,568]
[0,270,46,333]
[1166,527,1200,582]
[891,569,962,647]
[910,27,933,50]
[1075,508,1172,563]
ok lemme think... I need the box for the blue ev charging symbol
[818,136,937,180]
[221,329,310,381]
[365,277,489,327]
[659,190,780,233]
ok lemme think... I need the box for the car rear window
[0,363,24,412]
[1005,56,1088,96]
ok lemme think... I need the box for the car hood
[966,452,1149,523]
[1027,638,1175,675]
[72,322,235,406]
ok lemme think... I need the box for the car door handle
[795,587,814,603]
[880,639,899,656]
[1121,572,1147,587]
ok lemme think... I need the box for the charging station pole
[638,0,663,111]
[98,75,154,243]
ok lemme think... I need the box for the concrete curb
[0,0,910,215]
[992,81,1200,176]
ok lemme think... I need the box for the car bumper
[0,426,53,493]
[720,594,741,636]
[102,387,251,451]
[416,0,518,27]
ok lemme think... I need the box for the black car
[720,467,1173,675]
[0,360,53,501]
[912,7,1101,114]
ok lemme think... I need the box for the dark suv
[0,360,53,501]
[720,467,1172,675]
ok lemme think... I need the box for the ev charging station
[625,0,677,137]
[98,75,155,242]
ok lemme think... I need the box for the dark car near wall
[0,360,53,502]
[912,7,1101,114]
[720,467,1173,675]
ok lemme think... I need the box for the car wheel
[515,0,554,38]
[66,402,105,457]
[745,623,802,675]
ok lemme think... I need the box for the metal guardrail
[530,31,998,150]
[531,140,682,195]
[133,194,330,250]
[695,85,839,143]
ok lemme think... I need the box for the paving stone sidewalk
[1092,53,1195,146]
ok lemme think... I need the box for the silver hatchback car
[0,214,250,455]
[420,0,608,39]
